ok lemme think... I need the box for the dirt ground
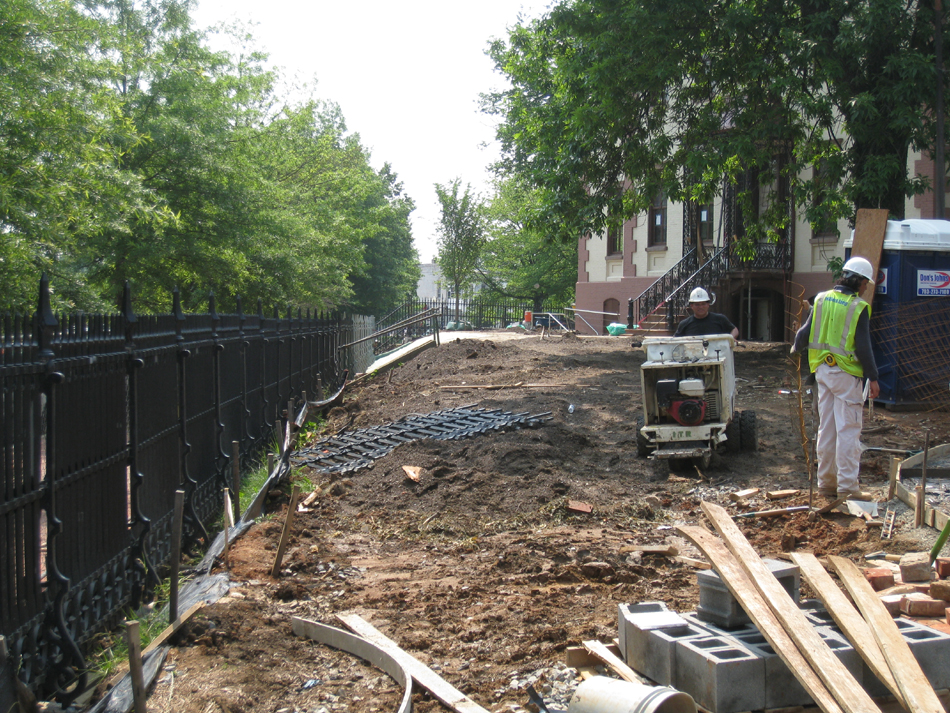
[117,332,950,713]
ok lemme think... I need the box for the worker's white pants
[815,363,865,494]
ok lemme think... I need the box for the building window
[649,193,667,247]
[698,203,714,244]
[607,222,623,255]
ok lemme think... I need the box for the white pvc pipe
[567,677,697,713]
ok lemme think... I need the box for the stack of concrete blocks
[619,559,950,713]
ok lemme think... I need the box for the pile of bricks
[864,554,950,620]
[618,557,950,713]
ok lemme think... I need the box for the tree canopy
[1,0,418,315]
[479,177,576,311]
[483,0,943,246]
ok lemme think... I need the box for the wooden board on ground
[566,643,622,669]
[828,555,945,713]
[766,489,800,501]
[895,480,950,532]
[850,208,889,303]
[701,501,879,713]
[676,526,845,713]
[582,639,649,684]
[730,488,760,502]
[788,553,903,705]
[338,613,490,713]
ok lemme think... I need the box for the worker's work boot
[817,487,836,498]
[838,490,873,501]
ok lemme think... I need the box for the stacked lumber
[677,501,945,713]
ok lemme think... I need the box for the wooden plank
[701,502,879,713]
[271,485,301,577]
[566,643,622,669]
[789,553,903,705]
[828,555,945,713]
[338,613,491,713]
[766,489,801,501]
[676,526,844,713]
[850,208,889,303]
[582,640,649,684]
[674,555,712,570]
[730,488,760,502]
[292,617,412,713]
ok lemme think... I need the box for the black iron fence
[374,296,570,352]
[1,277,373,701]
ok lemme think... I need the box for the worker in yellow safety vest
[792,256,879,501]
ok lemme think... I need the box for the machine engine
[654,378,707,426]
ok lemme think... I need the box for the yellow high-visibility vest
[807,290,869,377]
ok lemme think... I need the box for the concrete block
[696,558,801,629]
[899,552,932,582]
[729,624,862,707]
[935,557,950,579]
[674,635,765,713]
[619,602,707,685]
[895,617,950,689]
[900,593,948,617]
[681,611,757,638]
[864,567,895,591]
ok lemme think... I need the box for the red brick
[900,593,948,617]
[936,557,950,579]
[864,567,895,591]
[880,594,903,616]
[932,580,950,602]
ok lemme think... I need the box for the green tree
[348,165,420,317]
[479,177,576,311]
[483,0,941,248]
[435,179,485,322]
[0,0,168,311]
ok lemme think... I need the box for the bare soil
[112,332,950,713]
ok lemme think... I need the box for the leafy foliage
[435,179,486,321]
[479,177,576,310]
[483,0,943,246]
[0,0,420,314]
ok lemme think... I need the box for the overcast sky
[191,0,551,263]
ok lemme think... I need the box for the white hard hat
[689,287,711,303]
[842,256,874,281]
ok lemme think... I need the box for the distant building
[417,263,449,300]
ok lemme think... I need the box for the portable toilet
[844,219,950,407]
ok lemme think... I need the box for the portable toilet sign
[917,269,950,296]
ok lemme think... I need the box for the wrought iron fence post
[174,289,207,551]
[237,297,253,451]
[123,283,156,610]
[210,293,229,489]
[35,275,85,700]
[258,300,271,430]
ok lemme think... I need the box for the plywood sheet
[850,208,889,302]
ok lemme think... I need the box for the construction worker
[674,287,739,338]
[793,256,879,500]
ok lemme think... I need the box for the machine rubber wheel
[635,414,650,458]
[724,415,741,453]
[651,458,670,481]
[740,410,758,452]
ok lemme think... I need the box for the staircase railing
[663,245,730,331]
[632,248,699,326]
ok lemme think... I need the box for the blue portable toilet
[845,219,950,407]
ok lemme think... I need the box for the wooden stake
[271,485,301,577]
[222,488,233,569]
[917,433,930,527]
[125,620,147,713]
[888,456,900,502]
[267,452,275,476]
[169,489,184,624]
